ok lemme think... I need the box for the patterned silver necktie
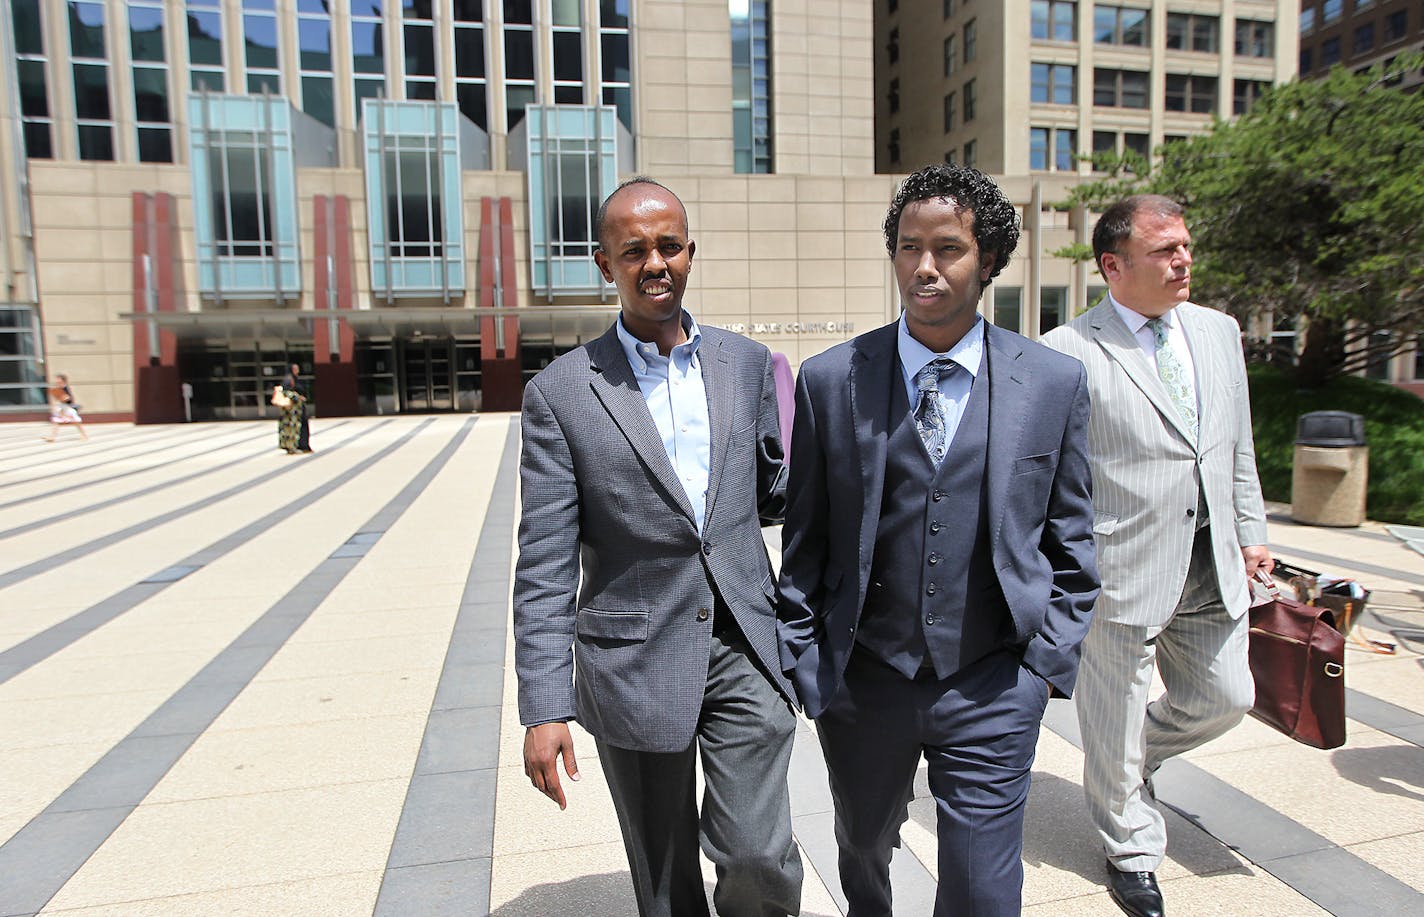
[913,357,959,464]
[1147,318,1198,442]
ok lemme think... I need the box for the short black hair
[593,176,687,252]
[1092,194,1185,274]
[882,164,1020,287]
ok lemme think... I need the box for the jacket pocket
[1013,451,1057,475]
[576,608,650,641]
[1092,512,1119,536]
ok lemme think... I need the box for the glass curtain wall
[129,0,173,162]
[297,0,335,126]
[12,0,53,158]
[730,0,772,173]
[453,1,488,128]
[0,306,46,409]
[69,0,115,160]
[186,0,224,91]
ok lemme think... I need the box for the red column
[131,192,183,423]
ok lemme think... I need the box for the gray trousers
[596,622,803,917]
[1077,526,1256,872]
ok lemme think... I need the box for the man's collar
[897,314,984,379]
[616,310,702,372]
[1108,291,1178,334]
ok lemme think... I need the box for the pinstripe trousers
[1076,527,1256,872]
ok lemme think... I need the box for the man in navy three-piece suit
[778,164,1101,916]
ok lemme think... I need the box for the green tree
[1056,56,1424,387]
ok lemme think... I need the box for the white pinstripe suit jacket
[1042,301,1268,628]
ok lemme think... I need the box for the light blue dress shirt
[897,314,983,449]
[616,312,713,532]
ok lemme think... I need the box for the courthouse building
[2,0,1101,423]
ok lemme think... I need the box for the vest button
[933,490,945,502]
[925,614,936,625]
[926,583,937,596]
[929,522,942,533]
[696,607,710,621]
[928,553,940,565]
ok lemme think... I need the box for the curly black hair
[882,164,1021,287]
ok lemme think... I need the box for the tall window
[963,138,977,167]
[1031,63,1075,104]
[888,78,899,113]
[551,0,584,104]
[0,306,47,409]
[943,34,956,76]
[994,287,1022,333]
[600,0,633,129]
[964,19,977,62]
[1094,68,1148,108]
[384,148,442,257]
[453,1,487,129]
[527,105,618,294]
[963,79,977,121]
[504,0,537,129]
[1299,8,1315,35]
[1165,74,1217,113]
[352,1,386,111]
[1235,19,1274,58]
[1094,5,1148,47]
[1384,10,1407,42]
[731,0,772,173]
[1166,13,1219,53]
[190,95,301,296]
[297,0,334,126]
[129,0,172,162]
[1233,79,1269,115]
[241,0,280,94]
[943,91,955,132]
[888,127,901,163]
[1030,127,1077,171]
[1031,1,1076,42]
[186,0,225,92]
[11,0,52,158]
[1321,36,1340,67]
[1322,0,1343,25]
[887,27,899,65]
[1041,287,1067,334]
[1353,22,1375,54]
[69,1,114,160]
[403,0,436,100]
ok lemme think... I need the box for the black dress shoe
[1105,860,1164,917]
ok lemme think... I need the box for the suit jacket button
[697,607,710,621]
[702,543,712,555]
[925,614,936,625]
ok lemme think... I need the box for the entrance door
[399,337,454,412]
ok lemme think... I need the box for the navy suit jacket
[777,320,1100,718]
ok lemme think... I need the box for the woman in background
[277,363,311,454]
[44,373,87,442]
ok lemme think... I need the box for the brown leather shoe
[1106,861,1164,917]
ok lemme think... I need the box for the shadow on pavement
[1332,745,1424,804]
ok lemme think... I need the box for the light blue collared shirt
[897,314,983,448]
[616,312,713,532]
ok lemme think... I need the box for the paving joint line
[0,417,478,917]
[0,419,406,685]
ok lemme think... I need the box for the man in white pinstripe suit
[1043,196,1273,917]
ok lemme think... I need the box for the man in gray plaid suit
[513,178,802,917]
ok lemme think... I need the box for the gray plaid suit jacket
[513,320,791,754]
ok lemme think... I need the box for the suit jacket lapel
[586,325,699,525]
[983,324,1027,548]
[849,324,895,586]
[1089,301,1198,447]
[701,334,733,527]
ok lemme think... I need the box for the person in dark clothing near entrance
[283,363,312,453]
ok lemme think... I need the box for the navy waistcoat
[856,351,1013,679]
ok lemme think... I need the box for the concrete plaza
[0,415,1421,915]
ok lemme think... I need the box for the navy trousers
[817,648,1050,917]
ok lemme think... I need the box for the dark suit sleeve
[512,380,581,727]
[1022,363,1100,697]
[756,347,789,525]
[776,368,828,673]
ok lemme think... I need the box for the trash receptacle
[1291,411,1367,527]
